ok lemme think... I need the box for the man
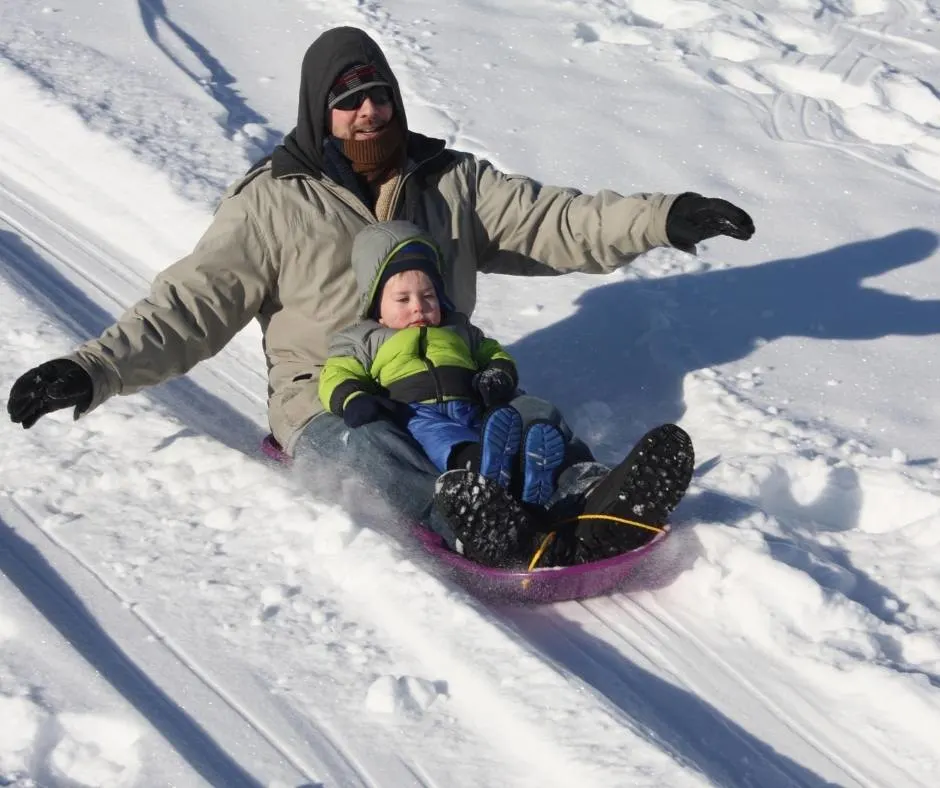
[7,27,753,565]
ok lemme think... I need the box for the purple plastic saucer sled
[261,434,668,603]
[261,434,292,464]
[412,525,668,603]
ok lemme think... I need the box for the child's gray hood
[350,221,448,319]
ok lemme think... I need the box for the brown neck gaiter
[340,120,406,184]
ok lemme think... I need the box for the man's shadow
[0,229,266,455]
[508,228,939,457]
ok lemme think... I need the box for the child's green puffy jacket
[319,222,516,415]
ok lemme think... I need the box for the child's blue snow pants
[405,399,483,473]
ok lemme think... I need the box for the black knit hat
[328,63,391,109]
[369,242,454,320]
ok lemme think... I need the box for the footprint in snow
[0,697,141,788]
[48,713,141,788]
[255,583,301,622]
[571,21,649,48]
[365,675,448,719]
[622,0,719,30]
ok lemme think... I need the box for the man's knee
[339,420,440,481]
[299,416,438,519]
[510,394,595,464]
[510,394,563,427]
[304,413,411,455]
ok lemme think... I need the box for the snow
[1,0,939,785]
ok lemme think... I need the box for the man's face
[377,270,442,330]
[330,89,395,140]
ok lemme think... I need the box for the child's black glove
[342,395,383,428]
[472,367,516,408]
[666,193,754,251]
[8,358,93,429]
[342,394,410,428]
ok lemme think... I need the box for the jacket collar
[269,131,451,181]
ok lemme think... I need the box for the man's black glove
[666,193,755,251]
[8,359,94,429]
[472,366,517,408]
[342,394,411,428]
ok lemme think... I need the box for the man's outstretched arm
[469,158,753,274]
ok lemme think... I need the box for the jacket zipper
[320,181,375,222]
[388,147,447,219]
[418,326,444,405]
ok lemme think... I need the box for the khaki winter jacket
[67,136,678,453]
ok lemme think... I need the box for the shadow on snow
[508,227,940,459]
[136,0,283,152]
[0,229,267,457]
[509,601,844,788]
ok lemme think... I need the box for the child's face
[377,270,442,330]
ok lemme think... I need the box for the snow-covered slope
[2,1,939,786]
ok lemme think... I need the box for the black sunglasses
[332,86,393,112]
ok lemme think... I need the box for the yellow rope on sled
[527,532,557,572]
[526,514,665,572]
[560,513,665,535]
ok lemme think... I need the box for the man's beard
[340,118,405,182]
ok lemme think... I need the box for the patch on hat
[328,64,391,109]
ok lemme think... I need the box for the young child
[319,221,567,508]
[321,221,694,571]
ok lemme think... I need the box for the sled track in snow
[0,497,315,788]
[581,594,867,786]
[623,594,873,774]
[503,479,927,787]
[0,177,265,422]
[506,593,867,788]
[0,175,438,788]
